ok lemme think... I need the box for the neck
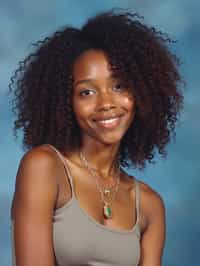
[79,141,120,178]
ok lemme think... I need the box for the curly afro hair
[9,9,184,169]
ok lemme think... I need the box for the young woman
[10,10,183,266]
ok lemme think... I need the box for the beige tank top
[11,145,141,266]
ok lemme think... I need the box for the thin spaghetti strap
[44,144,75,196]
[134,178,140,223]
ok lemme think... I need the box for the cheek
[72,99,94,122]
[121,95,135,113]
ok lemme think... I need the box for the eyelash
[79,84,127,97]
[79,89,96,96]
[113,83,126,91]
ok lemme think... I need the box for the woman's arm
[139,186,166,266]
[11,147,59,266]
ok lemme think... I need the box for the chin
[95,132,125,146]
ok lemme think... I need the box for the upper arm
[11,147,59,266]
[139,187,166,266]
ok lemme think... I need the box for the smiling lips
[93,115,124,129]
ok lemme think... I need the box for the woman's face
[72,49,135,146]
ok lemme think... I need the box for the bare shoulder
[15,144,64,197]
[121,172,165,207]
[20,144,59,166]
[11,145,61,219]
[139,180,165,206]
[137,180,166,265]
[17,144,67,178]
[138,179,166,225]
[11,145,63,265]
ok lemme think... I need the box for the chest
[53,185,141,266]
[74,177,136,231]
[53,163,141,265]
[57,161,138,230]
[53,202,141,265]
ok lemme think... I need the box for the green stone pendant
[103,204,112,219]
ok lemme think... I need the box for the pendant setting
[103,204,112,219]
[104,188,111,195]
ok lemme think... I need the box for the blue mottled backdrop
[0,1,199,265]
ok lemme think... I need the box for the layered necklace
[79,151,121,219]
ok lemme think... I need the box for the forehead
[73,49,112,80]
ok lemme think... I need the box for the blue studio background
[0,1,199,265]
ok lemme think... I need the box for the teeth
[98,117,118,124]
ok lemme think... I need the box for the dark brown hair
[9,10,184,169]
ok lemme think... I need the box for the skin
[72,49,135,176]
[11,49,166,266]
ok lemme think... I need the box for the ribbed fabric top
[11,145,141,266]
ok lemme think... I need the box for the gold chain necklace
[79,151,120,219]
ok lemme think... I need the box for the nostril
[97,103,115,112]
[102,104,114,111]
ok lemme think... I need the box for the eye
[79,88,96,97]
[112,83,127,92]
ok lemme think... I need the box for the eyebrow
[74,79,95,87]
[74,76,119,87]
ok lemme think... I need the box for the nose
[97,90,115,112]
